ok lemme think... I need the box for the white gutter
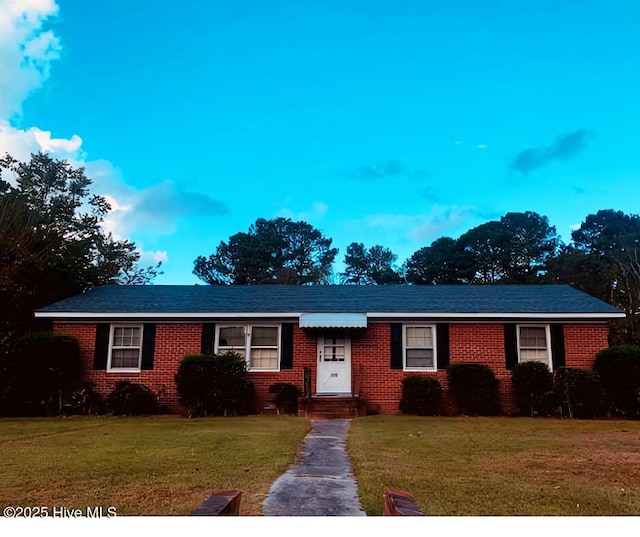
[35,311,625,320]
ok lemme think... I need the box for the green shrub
[553,367,606,419]
[594,345,640,419]
[511,361,554,417]
[107,381,158,416]
[174,352,256,417]
[268,383,299,415]
[0,332,82,416]
[447,363,501,416]
[399,375,443,416]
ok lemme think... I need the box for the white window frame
[215,324,281,372]
[403,324,437,372]
[107,324,143,372]
[516,324,553,370]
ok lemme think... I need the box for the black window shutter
[280,324,294,369]
[504,324,519,370]
[550,324,566,369]
[436,323,450,369]
[201,323,216,354]
[93,324,110,370]
[141,324,156,370]
[390,323,403,369]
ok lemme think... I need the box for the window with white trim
[108,325,143,371]
[217,325,280,371]
[403,325,437,370]
[517,325,552,368]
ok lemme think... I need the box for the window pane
[406,326,433,348]
[251,327,278,346]
[113,327,124,347]
[111,348,140,368]
[323,344,345,361]
[113,326,141,347]
[520,349,549,364]
[520,327,547,348]
[250,348,278,369]
[130,328,141,346]
[219,326,245,348]
[406,348,434,368]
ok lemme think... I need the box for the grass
[348,415,640,515]
[0,415,310,516]
[3,414,639,517]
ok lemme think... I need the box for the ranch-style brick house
[35,284,624,417]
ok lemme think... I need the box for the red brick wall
[54,320,611,416]
[351,322,611,415]
[55,322,201,412]
[564,323,609,367]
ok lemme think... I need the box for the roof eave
[35,311,626,321]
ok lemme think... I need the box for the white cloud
[0,0,61,119]
[0,1,81,171]
[96,176,229,239]
[32,129,82,154]
[0,120,83,161]
[408,206,476,241]
[276,202,329,222]
[138,248,169,266]
[346,205,479,243]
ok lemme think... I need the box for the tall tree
[341,243,403,284]
[0,152,160,336]
[0,153,161,415]
[456,220,509,283]
[193,217,338,285]
[547,209,640,344]
[404,237,469,284]
[405,212,559,285]
[456,211,559,283]
[498,211,560,282]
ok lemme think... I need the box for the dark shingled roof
[35,284,624,319]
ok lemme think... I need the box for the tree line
[1,153,638,347]
[193,207,640,345]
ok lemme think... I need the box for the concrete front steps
[298,395,366,419]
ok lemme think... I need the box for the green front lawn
[0,415,309,516]
[348,416,640,515]
[3,414,639,517]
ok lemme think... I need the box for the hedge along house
[35,284,624,417]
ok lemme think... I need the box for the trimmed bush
[268,383,299,415]
[553,367,606,419]
[447,363,501,416]
[511,361,554,417]
[594,345,640,419]
[107,382,158,416]
[0,332,82,416]
[399,375,443,416]
[174,352,256,417]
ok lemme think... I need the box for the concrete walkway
[262,419,366,516]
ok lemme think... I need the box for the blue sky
[2,0,640,284]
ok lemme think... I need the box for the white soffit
[299,313,368,328]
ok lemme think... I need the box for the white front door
[316,329,351,394]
